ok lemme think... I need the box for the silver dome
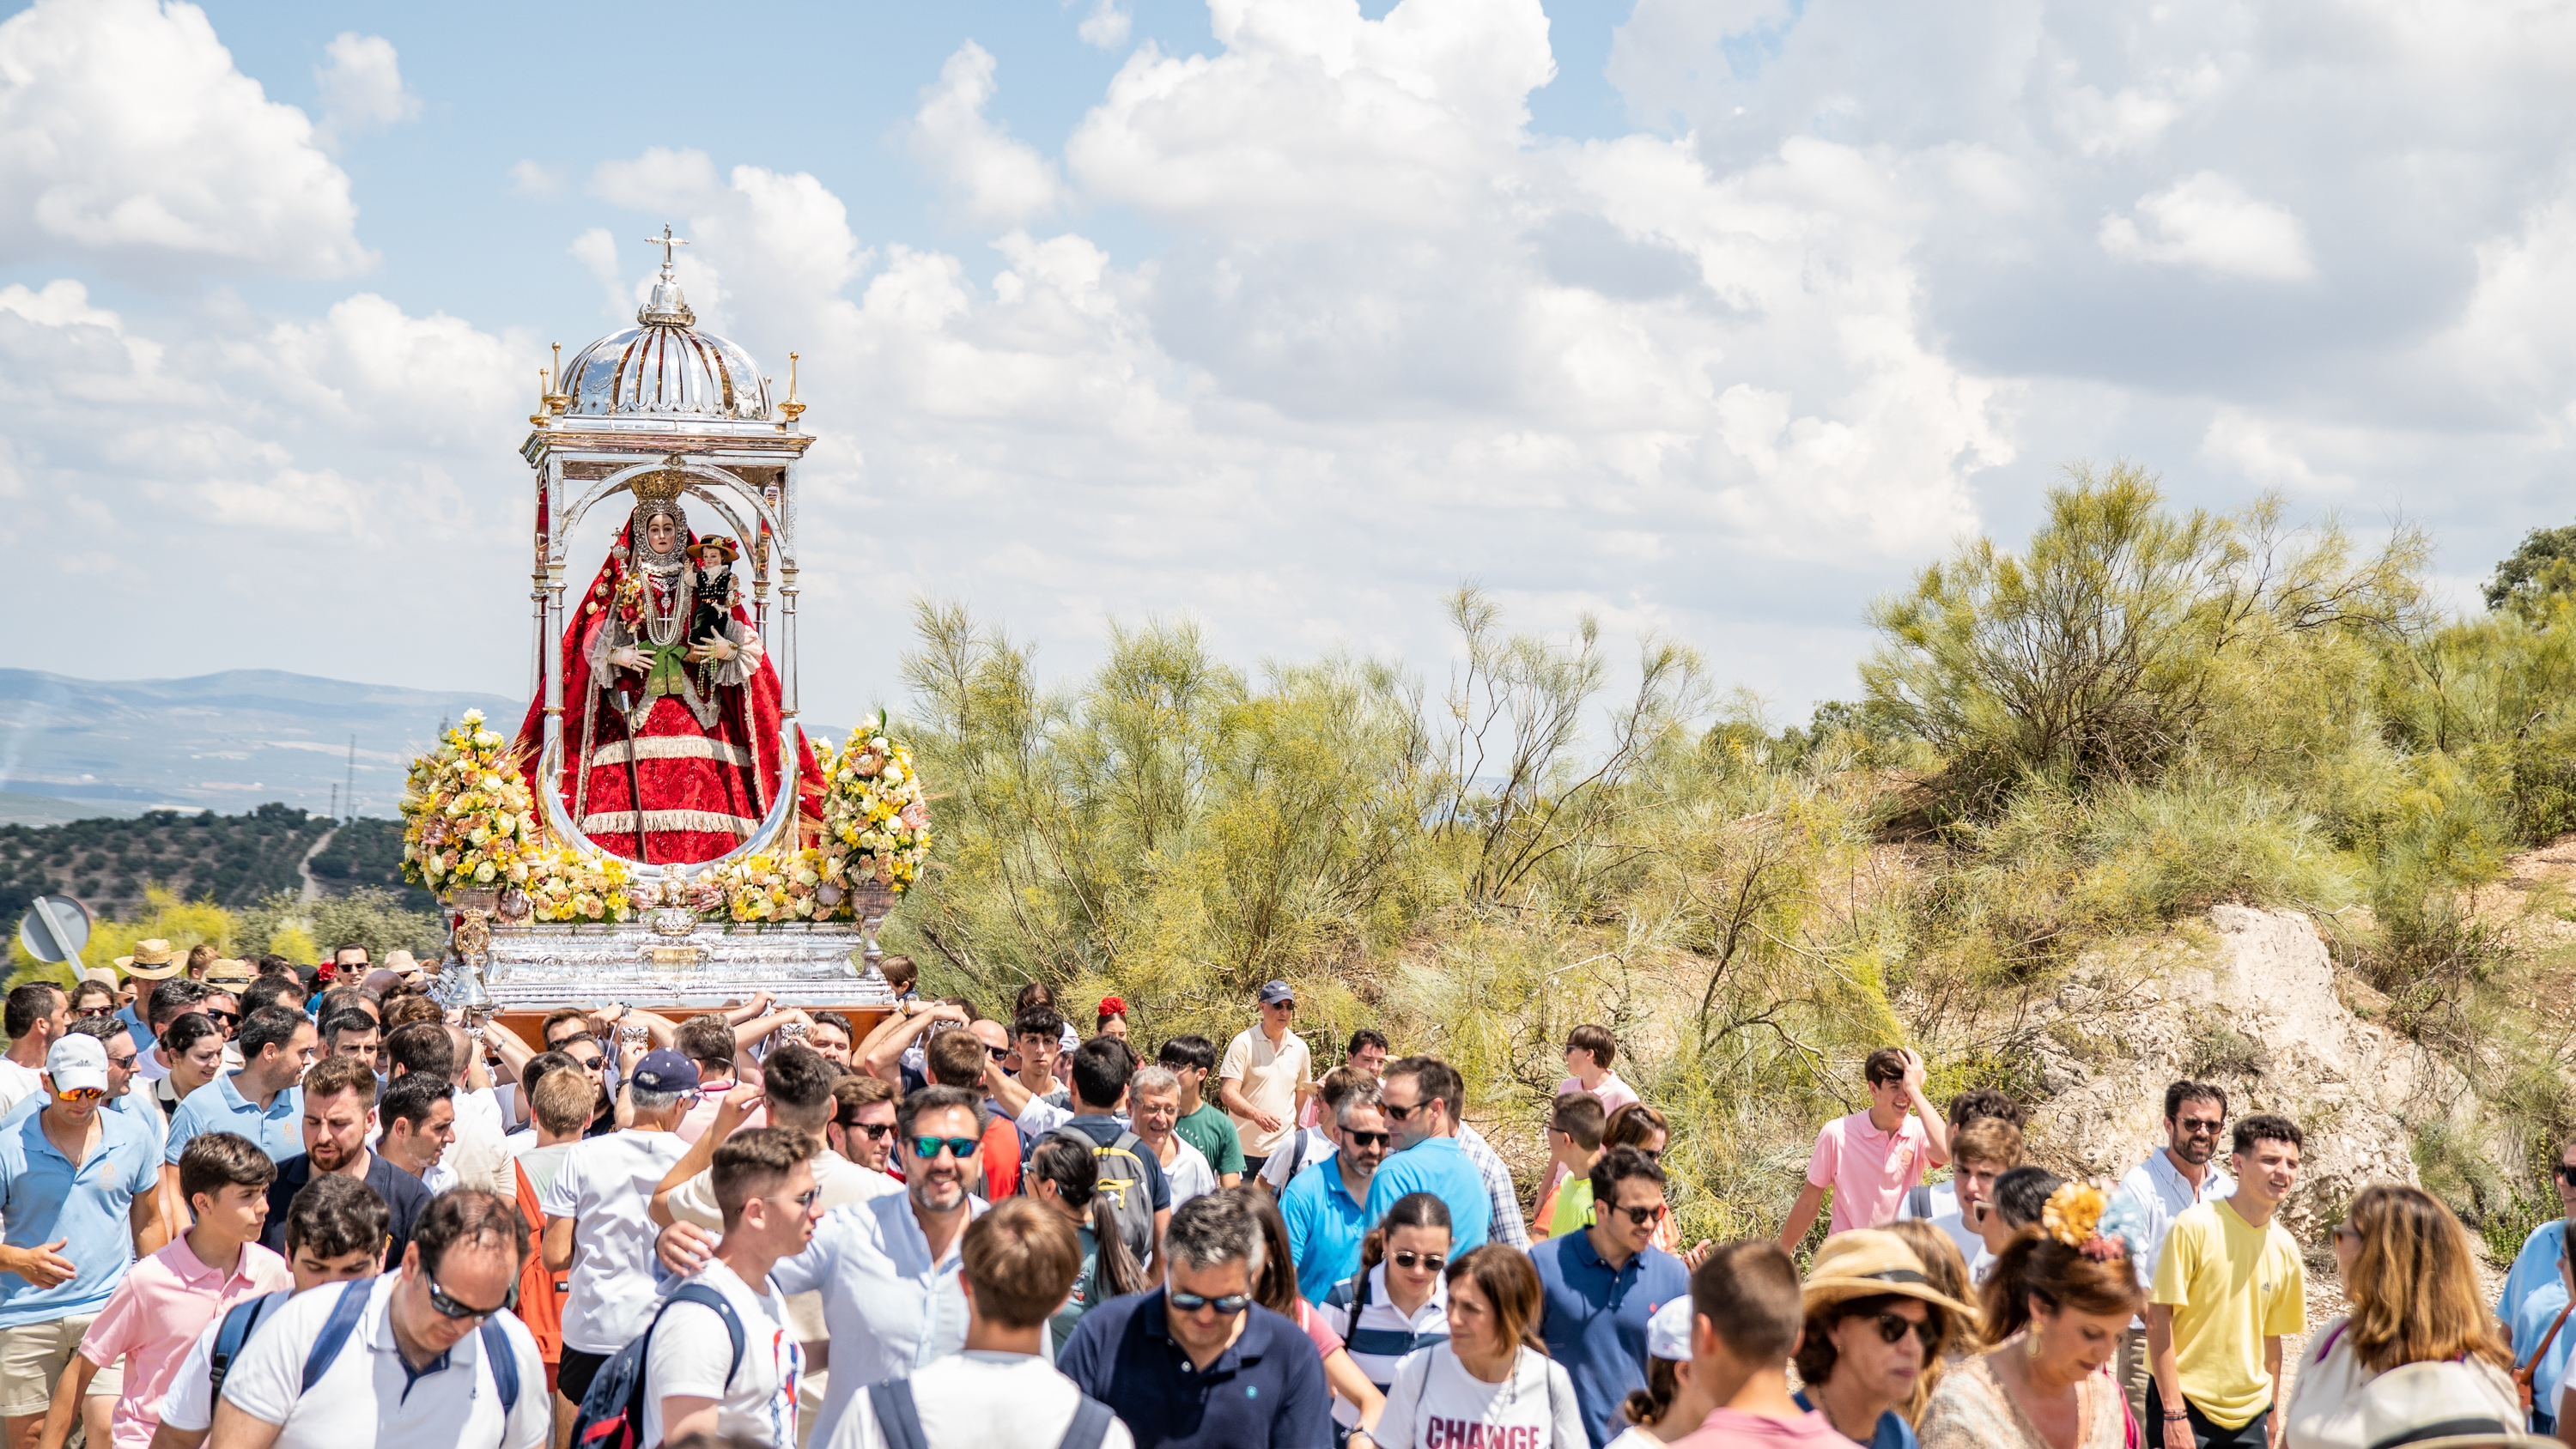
[561,263,774,423]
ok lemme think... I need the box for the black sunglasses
[1382,1100,1420,1121]
[1608,1202,1667,1228]
[1344,1130,1389,1148]
[987,1046,1012,1062]
[1869,1313,1927,1344]
[428,1275,513,1322]
[844,1120,896,1139]
[205,1009,240,1027]
[1389,1250,1444,1271]
[1169,1291,1250,1315]
[2556,1163,2576,1185]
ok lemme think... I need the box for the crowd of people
[0,944,2557,1449]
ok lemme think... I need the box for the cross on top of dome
[636,222,695,327]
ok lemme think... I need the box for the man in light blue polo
[160,1006,314,1216]
[1363,1055,1492,1255]
[1280,1076,1388,1305]
[0,1035,165,1449]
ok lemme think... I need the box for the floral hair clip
[1098,996,1127,1016]
[2042,1182,2127,1260]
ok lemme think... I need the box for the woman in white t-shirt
[1373,1245,1585,1449]
[2280,1185,2516,1449]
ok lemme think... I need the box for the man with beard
[656,1085,988,1449]
[1279,1075,1390,1305]
[2110,1081,2234,1422]
[258,1055,429,1270]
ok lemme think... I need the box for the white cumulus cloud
[908,43,1072,229]
[2099,172,2317,281]
[0,0,368,277]
[313,33,418,149]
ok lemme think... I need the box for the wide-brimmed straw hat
[383,949,422,978]
[1801,1230,1980,1320]
[203,958,254,986]
[114,938,182,980]
[2361,1363,2554,1449]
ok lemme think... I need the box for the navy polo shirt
[1528,1228,1692,1448]
[1057,1288,1333,1448]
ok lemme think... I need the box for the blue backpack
[212,1281,519,1419]
[570,1282,744,1449]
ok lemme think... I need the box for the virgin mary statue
[513,484,823,864]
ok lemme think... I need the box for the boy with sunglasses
[1529,1144,1692,1447]
[644,1129,819,1448]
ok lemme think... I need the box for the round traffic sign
[17,895,92,965]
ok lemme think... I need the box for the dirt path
[298,825,337,903]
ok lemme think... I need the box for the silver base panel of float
[477,921,897,1011]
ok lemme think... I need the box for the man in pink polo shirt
[37,1133,291,1449]
[1777,1046,1950,1248]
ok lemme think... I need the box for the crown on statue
[630,464,691,506]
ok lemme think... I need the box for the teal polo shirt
[163,1071,302,1165]
[1279,1157,1372,1306]
[0,1095,161,1327]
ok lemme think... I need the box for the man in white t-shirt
[203,1190,548,1449]
[835,1197,1128,1449]
[646,1127,822,1447]
[0,983,70,1113]
[538,1048,696,1413]
[1218,981,1315,1178]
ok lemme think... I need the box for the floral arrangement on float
[816,710,933,894]
[398,708,928,927]
[399,711,541,896]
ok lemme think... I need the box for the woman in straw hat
[2280,1185,2514,1449]
[1920,1183,2143,1449]
[1795,1230,1980,1449]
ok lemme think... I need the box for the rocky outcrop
[2023,906,2480,1241]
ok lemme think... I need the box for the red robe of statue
[514,513,823,864]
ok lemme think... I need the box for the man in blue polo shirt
[1529,1145,1693,1448]
[1060,1192,1332,1449]
[160,1007,314,1217]
[1281,1079,1389,1305]
[0,1035,165,1449]
[1363,1056,1491,1255]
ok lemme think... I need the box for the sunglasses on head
[1388,1250,1444,1271]
[1169,1291,1250,1315]
[1344,1130,1389,1148]
[911,1135,981,1160]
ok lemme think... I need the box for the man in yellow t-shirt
[2148,1113,2307,1449]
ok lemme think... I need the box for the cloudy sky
[6,0,2574,733]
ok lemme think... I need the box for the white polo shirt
[216,1276,548,1449]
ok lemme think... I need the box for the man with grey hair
[539,1047,696,1417]
[1130,1064,1218,1214]
[1281,1070,1389,1304]
[1059,1191,1332,1447]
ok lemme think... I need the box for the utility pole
[344,734,356,822]
[330,783,338,821]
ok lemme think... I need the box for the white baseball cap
[1647,1296,1693,1361]
[45,1035,110,1095]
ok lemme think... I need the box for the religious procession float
[400,229,913,1044]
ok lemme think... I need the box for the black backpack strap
[1058,1396,1115,1449]
[868,1379,929,1449]
[300,1279,374,1393]
[665,1282,747,1388]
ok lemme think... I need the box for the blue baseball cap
[630,1048,701,1094]
[1258,980,1295,1006]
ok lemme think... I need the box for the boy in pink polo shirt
[39,1133,291,1449]
[1777,1046,1950,1248]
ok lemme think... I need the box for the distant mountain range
[0,670,522,823]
